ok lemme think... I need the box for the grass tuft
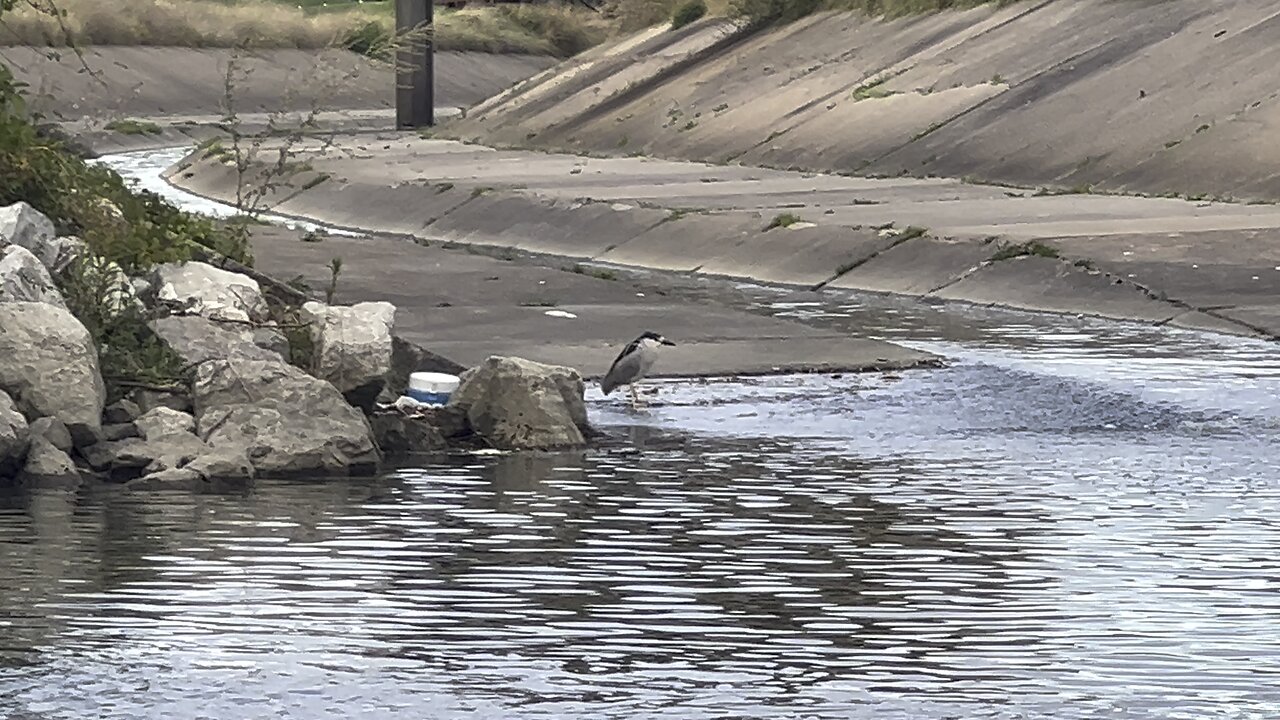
[990,240,1060,262]
[764,211,802,230]
[105,118,162,136]
[0,0,608,57]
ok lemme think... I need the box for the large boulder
[193,358,379,475]
[152,261,268,323]
[20,436,80,486]
[0,245,66,308]
[0,302,105,444]
[0,201,55,253]
[384,335,467,401]
[449,356,589,450]
[0,390,30,480]
[81,431,209,481]
[151,315,284,365]
[369,413,447,455]
[134,407,196,440]
[300,301,396,412]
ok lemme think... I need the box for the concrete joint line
[535,24,758,143]
[865,31,1138,170]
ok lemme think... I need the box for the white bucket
[406,372,460,405]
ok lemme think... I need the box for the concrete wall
[1,47,556,120]
[446,0,1280,201]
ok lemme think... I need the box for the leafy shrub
[671,0,707,28]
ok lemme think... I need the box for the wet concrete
[3,283,1278,720]
[111,148,938,380]
[166,136,1280,339]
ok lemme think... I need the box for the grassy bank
[0,0,1012,59]
[0,0,608,57]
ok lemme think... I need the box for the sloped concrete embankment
[447,0,1280,203]
[166,137,1280,339]
[1,46,555,154]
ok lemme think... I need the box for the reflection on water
[3,309,1280,718]
[4,150,1275,718]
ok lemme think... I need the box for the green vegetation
[990,240,1060,262]
[105,118,162,136]
[671,0,709,28]
[850,75,896,101]
[764,211,802,230]
[0,44,247,399]
[0,0,607,57]
[571,263,619,280]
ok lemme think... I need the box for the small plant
[990,240,1061,262]
[570,264,618,280]
[851,75,897,101]
[989,73,1006,85]
[764,212,802,231]
[896,226,928,242]
[671,0,708,29]
[105,118,162,136]
[301,229,323,243]
[324,256,344,304]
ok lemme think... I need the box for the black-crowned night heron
[601,331,676,408]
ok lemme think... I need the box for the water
[2,150,1278,719]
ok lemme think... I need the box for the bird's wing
[601,344,645,393]
[611,337,643,367]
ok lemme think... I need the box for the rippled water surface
[3,151,1279,719]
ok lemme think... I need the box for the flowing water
[1,151,1279,719]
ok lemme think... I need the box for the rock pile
[0,202,594,490]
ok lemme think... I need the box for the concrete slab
[243,225,939,379]
[426,193,667,257]
[596,212,765,272]
[694,224,903,287]
[930,255,1182,323]
[166,136,1280,338]
[828,235,994,296]
[1213,306,1280,339]
[4,47,553,120]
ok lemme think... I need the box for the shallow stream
[1,150,1278,719]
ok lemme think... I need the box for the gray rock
[129,388,193,415]
[102,422,140,441]
[0,245,66,308]
[40,236,88,275]
[126,467,205,491]
[103,399,141,424]
[64,255,140,319]
[449,356,589,450]
[252,327,290,360]
[152,315,282,366]
[185,447,255,481]
[0,390,30,479]
[82,431,208,481]
[301,301,396,413]
[28,416,72,453]
[153,261,268,323]
[0,201,55,254]
[20,436,80,484]
[386,335,467,398]
[0,302,105,443]
[370,413,447,456]
[416,404,471,439]
[134,407,195,440]
[193,358,379,476]
[139,432,209,474]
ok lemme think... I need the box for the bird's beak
[661,338,676,346]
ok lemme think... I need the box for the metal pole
[395,0,434,128]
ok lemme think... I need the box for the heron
[601,331,676,409]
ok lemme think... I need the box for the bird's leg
[628,384,640,410]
